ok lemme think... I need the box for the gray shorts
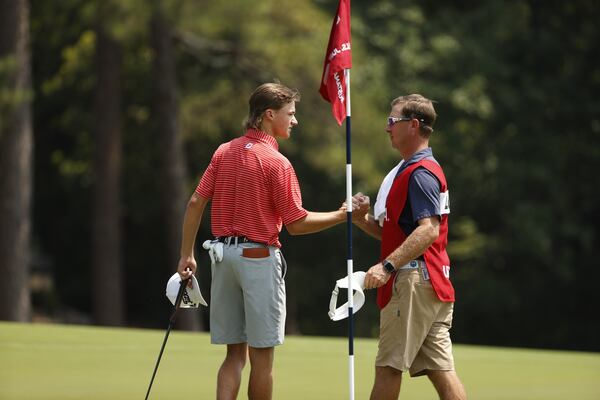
[210,242,287,348]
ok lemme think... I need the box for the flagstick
[344,68,355,400]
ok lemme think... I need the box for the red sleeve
[271,163,308,225]
[195,145,224,199]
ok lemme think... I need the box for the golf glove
[202,240,223,264]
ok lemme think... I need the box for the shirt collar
[397,147,433,176]
[245,129,279,151]
[405,147,433,165]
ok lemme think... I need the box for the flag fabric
[319,0,352,125]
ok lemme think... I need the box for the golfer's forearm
[286,210,345,235]
[180,194,208,257]
[355,214,382,240]
[385,223,437,268]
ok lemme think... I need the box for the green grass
[1,321,599,399]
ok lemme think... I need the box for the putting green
[1,322,598,399]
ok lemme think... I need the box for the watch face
[384,261,395,274]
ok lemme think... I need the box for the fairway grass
[1,321,599,399]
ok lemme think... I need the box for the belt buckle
[409,260,417,268]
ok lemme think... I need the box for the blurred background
[1,0,598,352]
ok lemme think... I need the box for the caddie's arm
[354,213,382,240]
[363,216,439,289]
[177,192,209,279]
[350,194,382,240]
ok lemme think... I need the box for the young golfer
[176,82,368,400]
[354,94,467,400]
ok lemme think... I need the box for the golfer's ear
[264,109,274,121]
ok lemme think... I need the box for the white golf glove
[202,240,223,264]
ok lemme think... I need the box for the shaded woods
[1,0,598,351]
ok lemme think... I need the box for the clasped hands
[340,192,370,222]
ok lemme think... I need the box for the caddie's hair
[245,83,301,130]
[391,94,437,137]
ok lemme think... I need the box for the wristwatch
[382,259,396,274]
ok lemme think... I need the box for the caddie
[354,94,467,400]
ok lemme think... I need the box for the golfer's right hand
[177,256,196,280]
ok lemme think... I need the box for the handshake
[341,192,371,222]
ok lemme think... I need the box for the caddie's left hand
[364,263,391,289]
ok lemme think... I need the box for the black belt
[216,236,254,245]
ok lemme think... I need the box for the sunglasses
[387,116,426,128]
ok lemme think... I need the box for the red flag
[319,0,351,125]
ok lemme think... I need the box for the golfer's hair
[391,94,437,137]
[245,83,301,130]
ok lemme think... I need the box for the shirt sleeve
[408,167,441,223]
[195,146,224,199]
[271,163,308,225]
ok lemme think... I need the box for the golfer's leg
[426,370,466,400]
[217,343,248,400]
[248,346,274,400]
[370,366,402,400]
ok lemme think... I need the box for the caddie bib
[377,159,454,309]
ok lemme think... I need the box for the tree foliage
[15,0,600,350]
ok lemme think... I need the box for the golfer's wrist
[179,253,194,261]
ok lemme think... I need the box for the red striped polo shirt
[195,129,308,247]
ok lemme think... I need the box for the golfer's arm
[354,213,383,241]
[385,216,439,268]
[180,193,209,258]
[286,210,346,235]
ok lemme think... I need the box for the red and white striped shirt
[196,129,308,247]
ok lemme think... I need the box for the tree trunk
[151,7,202,331]
[91,25,124,326]
[0,0,33,322]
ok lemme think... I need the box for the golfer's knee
[225,343,248,368]
[248,347,274,370]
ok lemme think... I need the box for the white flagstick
[344,68,355,400]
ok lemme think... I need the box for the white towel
[373,161,404,227]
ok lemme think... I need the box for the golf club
[144,276,189,400]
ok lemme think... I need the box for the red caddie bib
[377,159,455,309]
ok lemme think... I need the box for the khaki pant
[375,267,455,376]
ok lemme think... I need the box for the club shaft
[144,278,189,399]
[145,322,174,400]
